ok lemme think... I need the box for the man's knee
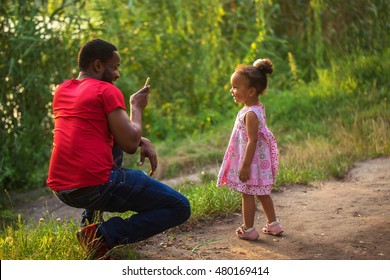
[176,196,191,224]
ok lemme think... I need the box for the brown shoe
[77,224,110,259]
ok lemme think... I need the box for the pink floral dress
[217,104,279,195]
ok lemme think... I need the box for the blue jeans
[54,147,191,248]
[79,143,124,227]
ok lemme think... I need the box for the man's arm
[139,137,158,176]
[107,86,149,154]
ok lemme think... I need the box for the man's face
[101,51,121,84]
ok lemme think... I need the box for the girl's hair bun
[253,58,273,75]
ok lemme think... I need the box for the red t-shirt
[47,78,126,191]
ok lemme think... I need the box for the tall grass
[180,182,241,221]
[277,113,390,185]
[0,216,83,260]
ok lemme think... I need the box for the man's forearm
[129,107,143,140]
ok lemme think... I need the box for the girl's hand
[239,165,251,182]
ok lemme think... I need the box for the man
[47,38,191,259]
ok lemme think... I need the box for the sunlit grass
[0,215,142,260]
[179,182,241,221]
[277,114,389,186]
[0,216,82,260]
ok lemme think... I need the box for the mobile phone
[144,77,151,87]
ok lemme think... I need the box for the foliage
[0,0,90,207]
[0,0,389,209]
[269,0,389,82]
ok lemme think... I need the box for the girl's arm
[239,111,258,182]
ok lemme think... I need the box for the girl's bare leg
[242,193,256,228]
[256,195,277,223]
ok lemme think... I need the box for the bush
[0,1,89,207]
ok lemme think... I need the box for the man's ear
[92,59,103,73]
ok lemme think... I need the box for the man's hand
[139,137,157,176]
[130,85,150,110]
[108,85,150,154]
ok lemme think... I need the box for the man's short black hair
[78,39,118,71]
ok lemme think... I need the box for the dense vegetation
[0,0,389,259]
[1,0,389,211]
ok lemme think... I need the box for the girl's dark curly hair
[235,58,273,95]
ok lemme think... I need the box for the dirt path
[15,157,390,260]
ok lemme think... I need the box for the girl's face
[230,72,253,104]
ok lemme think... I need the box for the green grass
[180,182,241,221]
[1,50,389,259]
[0,215,142,260]
[0,216,82,260]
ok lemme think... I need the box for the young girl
[217,58,283,240]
